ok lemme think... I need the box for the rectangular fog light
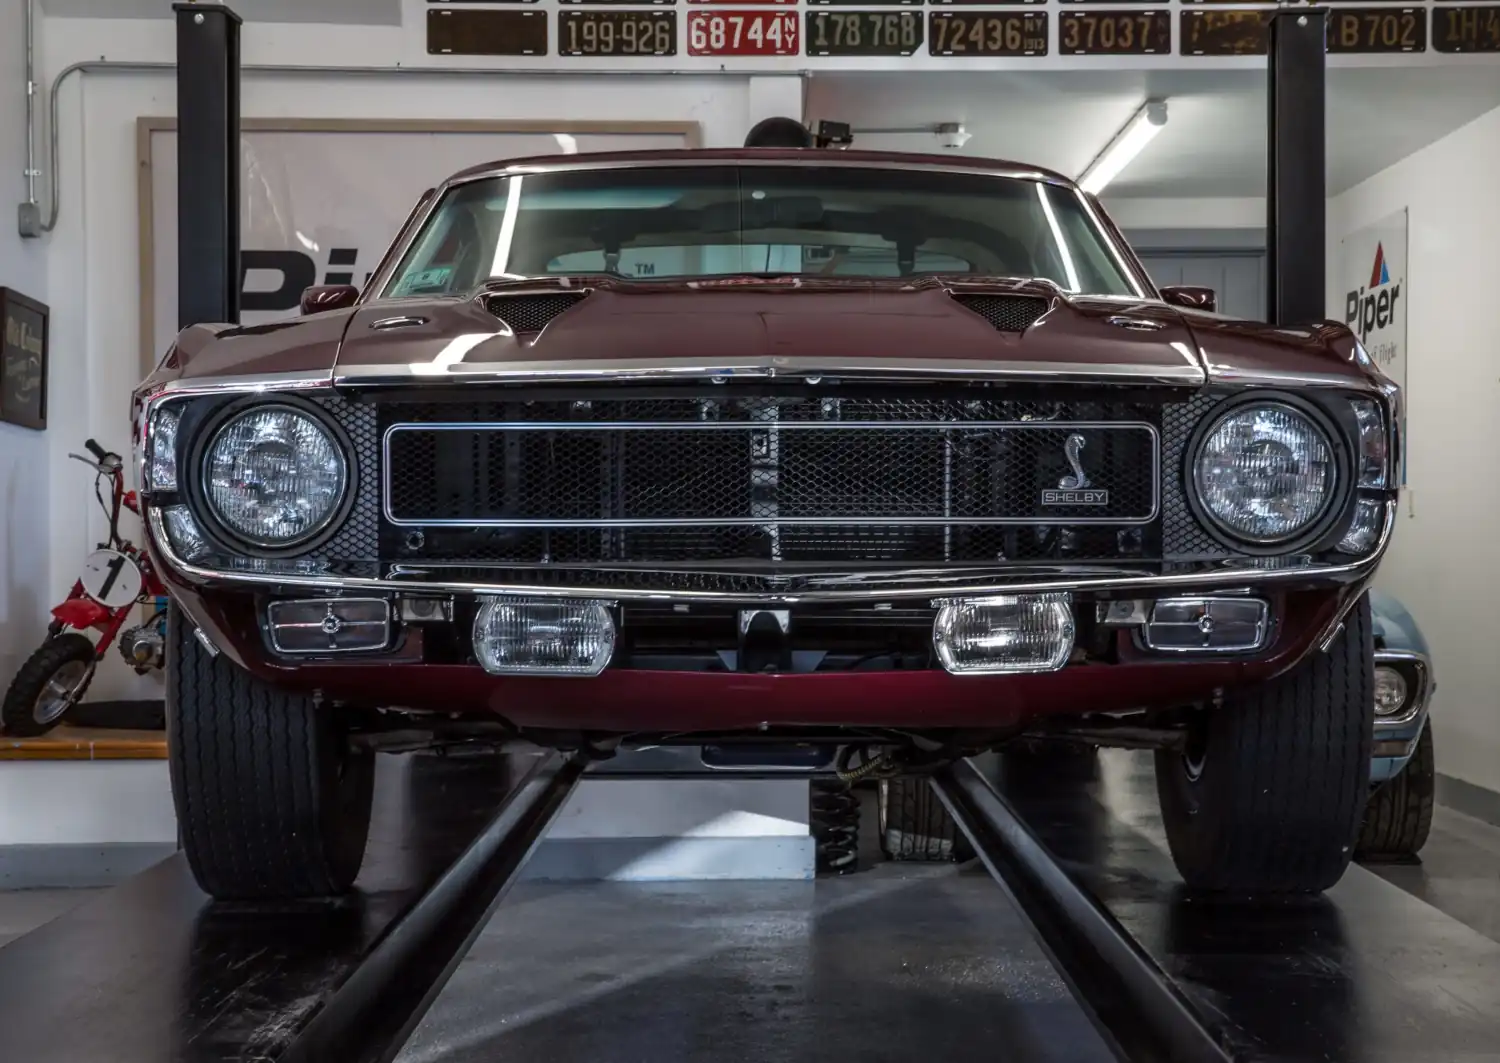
[473,597,615,676]
[1143,597,1269,653]
[933,594,1075,675]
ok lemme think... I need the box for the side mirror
[300,284,360,315]
[1159,285,1216,313]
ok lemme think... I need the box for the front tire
[1356,722,1435,861]
[2,634,97,737]
[1155,594,1374,894]
[166,605,374,901]
[878,775,973,862]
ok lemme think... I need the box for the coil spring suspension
[810,781,860,875]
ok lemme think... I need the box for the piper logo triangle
[1345,242,1401,343]
[1369,243,1391,288]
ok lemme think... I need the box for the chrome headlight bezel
[184,395,356,557]
[1186,392,1352,554]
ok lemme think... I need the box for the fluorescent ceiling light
[1078,100,1168,196]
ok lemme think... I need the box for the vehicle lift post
[1266,4,1328,326]
[174,0,242,331]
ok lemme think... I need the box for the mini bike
[1,440,169,737]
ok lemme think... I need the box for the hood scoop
[949,293,1050,332]
[481,290,590,333]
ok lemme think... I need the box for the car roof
[444,148,1076,187]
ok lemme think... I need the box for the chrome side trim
[380,419,1161,528]
[1373,649,1433,730]
[1206,366,1382,389]
[335,356,1207,388]
[193,626,221,658]
[1073,188,1150,300]
[156,371,335,396]
[146,499,1395,606]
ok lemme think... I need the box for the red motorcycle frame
[1,440,169,737]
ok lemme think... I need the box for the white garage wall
[1103,197,1265,231]
[0,10,816,867]
[1327,101,1500,796]
[0,4,53,695]
[36,10,797,700]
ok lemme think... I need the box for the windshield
[382,165,1143,297]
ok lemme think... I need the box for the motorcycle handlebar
[69,447,123,474]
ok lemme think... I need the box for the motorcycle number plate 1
[80,549,144,609]
[687,10,799,55]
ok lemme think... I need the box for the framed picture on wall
[1,287,48,431]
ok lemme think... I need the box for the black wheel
[2,634,97,737]
[1356,722,1435,861]
[166,604,374,900]
[878,775,973,862]
[1155,593,1374,894]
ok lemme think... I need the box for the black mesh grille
[375,394,1160,566]
[481,292,588,332]
[385,422,1157,526]
[378,395,1141,425]
[1160,392,1232,560]
[312,393,379,562]
[387,524,1151,565]
[950,294,1049,332]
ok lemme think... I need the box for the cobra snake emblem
[1058,433,1092,490]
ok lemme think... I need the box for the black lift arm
[283,752,588,1063]
[932,761,1237,1063]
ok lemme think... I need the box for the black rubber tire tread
[1356,722,1435,859]
[1,634,97,737]
[166,604,374,900]
[1155,594,1374,894]
[879,775,974,862]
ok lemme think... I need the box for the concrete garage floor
[0,783,1494,1063]
[396,863,1117,1063]
[0,888,105,949]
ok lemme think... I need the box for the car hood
[157,278,1382,389]
[325,280,1204,386]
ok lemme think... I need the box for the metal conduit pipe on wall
[21,48,761,238]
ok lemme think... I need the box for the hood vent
[951,294,1049,332]
[481,291,589,333]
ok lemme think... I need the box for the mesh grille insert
[383,422,1158,527]
[950,294,1049,332]
[480,292,589,332]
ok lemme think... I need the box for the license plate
[687,10,800,54]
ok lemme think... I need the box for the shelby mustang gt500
[132,148,1402,900]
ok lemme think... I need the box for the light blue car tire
[1356,721,1435,860]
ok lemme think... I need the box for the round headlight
[1373,665,1409,717]
[203,405,348,548]
[1193,402,1337,544]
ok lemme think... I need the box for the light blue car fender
[1368,589,1435,785]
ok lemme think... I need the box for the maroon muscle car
[132,148,1400,901]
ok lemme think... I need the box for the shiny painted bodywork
[141,276,1385,391]
[153,577,1346,734]
[130,148,1400,737]
[1369,589,1435,784]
